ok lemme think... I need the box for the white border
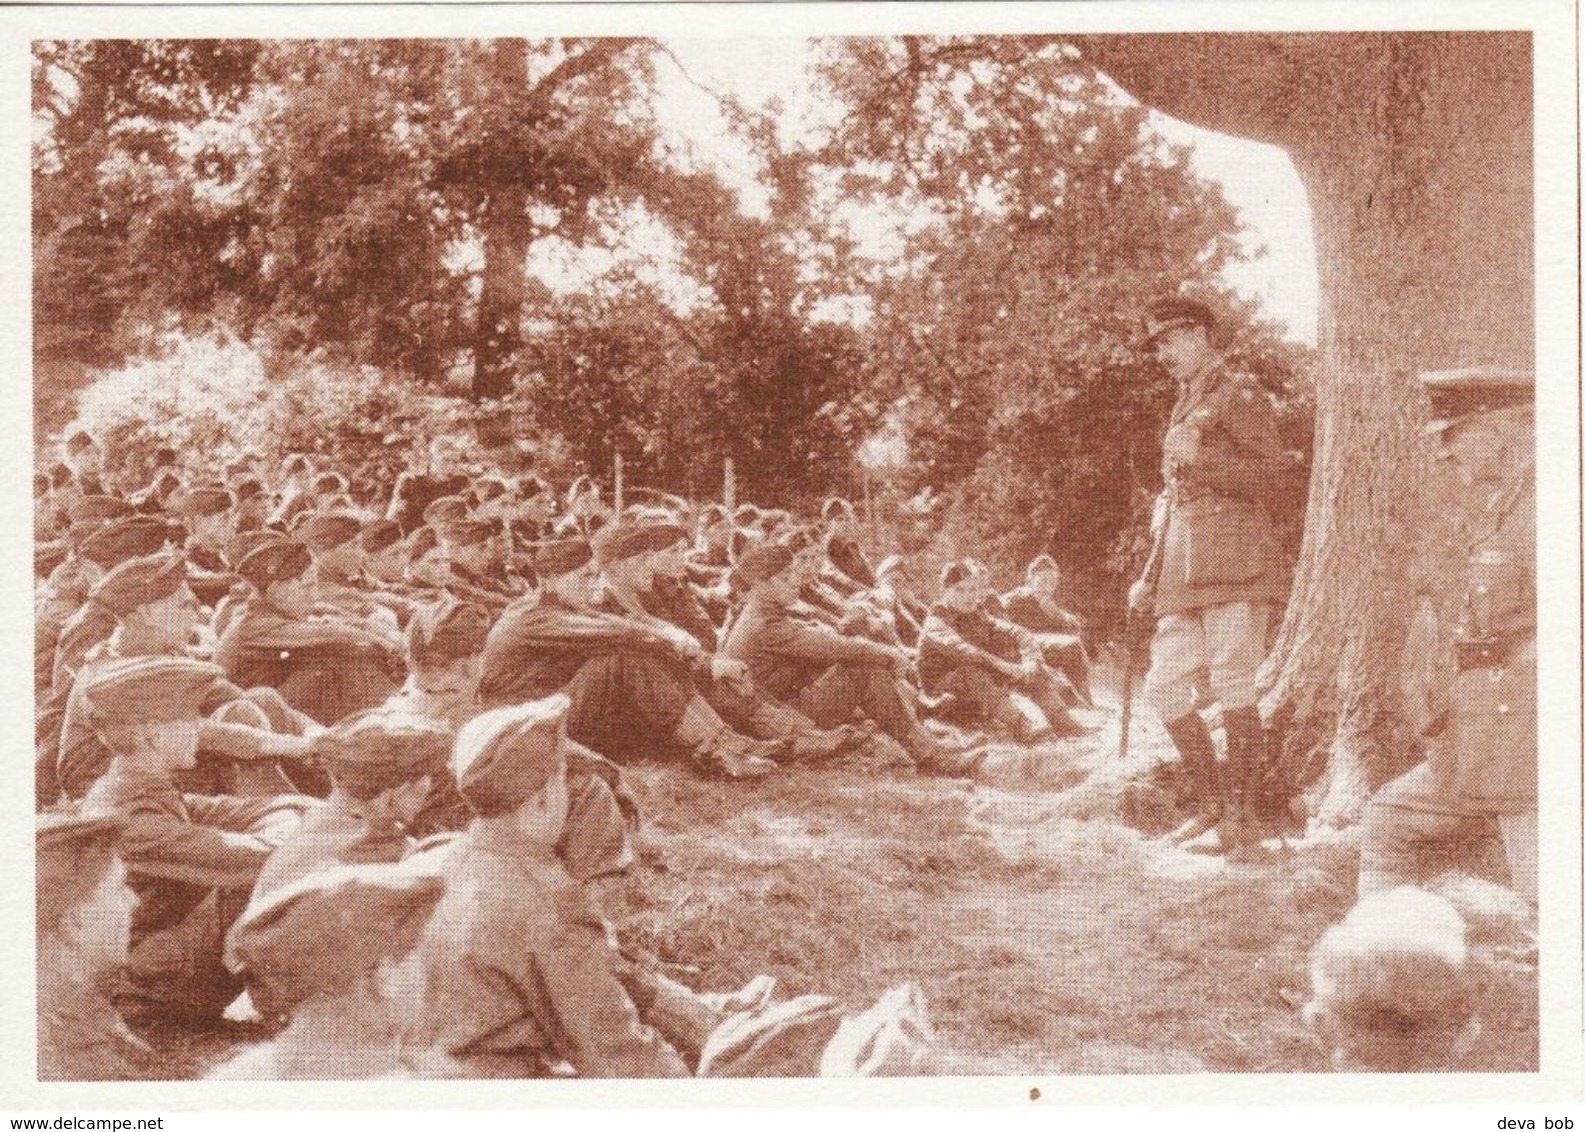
[1,0,1578,1112]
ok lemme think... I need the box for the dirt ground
[137,688,1537,1079]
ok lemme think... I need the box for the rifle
[1119,492,1172,761]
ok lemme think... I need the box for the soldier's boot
[676,695,781,780]
[1163,711,1224,844]
[786,724,863,763]
[1219,706,1266,852]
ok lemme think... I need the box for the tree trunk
[1075,33,1533,823]
[471,39,533,402]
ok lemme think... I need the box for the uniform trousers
[1359,762,1537,903]
[563,654,693,764]
[1144,601,1272,721]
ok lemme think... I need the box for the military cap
[68,494,137,533]
[34,471,50,496]
[1421,368,1534,435]
[406,524,442,559]
[407,594,492,668]
[530,538,593,577]
[779,524,822,556]
[65,429,97,456]
[733,503,762,525]
[281,453,314,478]
[440,516,500,548]
[49,462,74,489]
[230,475,266,502]
[138,468,184,501]
[80,517,179,570]
[90,550,188,616]
[1142,296,1217,345]
[308,707,453,798]
[360,517,405,555]
[453,695,570,817]
[312,471,350,496]
[699,503,731,528]
[82,655,223,728]
[237,538,313,593]
[1026,553,1058,577]
[296,511,364,554]
[592,517,689,566]
[735,541,795,589]
[467,476,510,507]
[232,528,289,563]
[171,482,235,519]
[423,495,472,530]
[940,557,988,591]
[516,473,549,501]
[821,497,857,523]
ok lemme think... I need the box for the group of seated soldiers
[34,428,1093,1079]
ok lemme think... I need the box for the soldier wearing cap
[479,538,783,779]
[601,517,860,765]
[53,550,318,804]
[722,541,983,776]
[1359,368,1536,903]
[399,695,691,1079]
[36,495,141,699]
[919,558,1087,740]
[229,475,270,539]
[1001,554,1093,705]
[1127,296,1298,850]
[172,482,241,607]
[438,514,526,609]
[386,437,475,536]
[78,656,313,1026]
[215,538,404,727]
[36,808,155,1080]
[295,511,405,638]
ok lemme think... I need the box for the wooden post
[723,458,736,514]
[613,453,624,516]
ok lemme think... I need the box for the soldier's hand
[1128,578,1154,614]
[711,655,751,687]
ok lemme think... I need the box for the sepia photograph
[12,1,1580,1106]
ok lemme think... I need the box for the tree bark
[1075,32,1533,823]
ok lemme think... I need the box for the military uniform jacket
[638,576,719,653]
[478,595,688,707]
[917,602,1035,691]
[1001,588,1084,637]
[1154,359,1293,617]
[215,599,404,725]
[401,823,688,1078]
[1426,470,1536,814]
[721,592,897,703]
[82,763,304,948]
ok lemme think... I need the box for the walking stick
[1118,613,1136,763]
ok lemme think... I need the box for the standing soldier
[1359,370,1535,904]
[1127,298,1296,850]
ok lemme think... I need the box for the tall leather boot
[1220,705,1266,851]
[1163,711,1223,844]
[675,694,781,779]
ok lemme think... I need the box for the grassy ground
[133,694,1537,1079]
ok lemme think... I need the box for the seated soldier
[920,559,1087,741]
[437,515,527,610]
[78,655,313,1027]
[38,494,138,701]
[1000,554,1092,705]
[872,554,929,648]
[479,538,782,779]
[269,453,316,531]
[356,517,424,625]
[399,695,691,1079]
[37,515,176,801]
[296,511,408,641]
[171,482,241,608]
[131,468,184,516]
[228,475,270,540]
[36,808,157,1081]
[599,517,858,765]
[216,539,405,727]
[387,595,638,858]
[402,525,452,593]
[820,497,879,594]
[385,436,476,536]
[722,542,982,776]
[56,551,316,802]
